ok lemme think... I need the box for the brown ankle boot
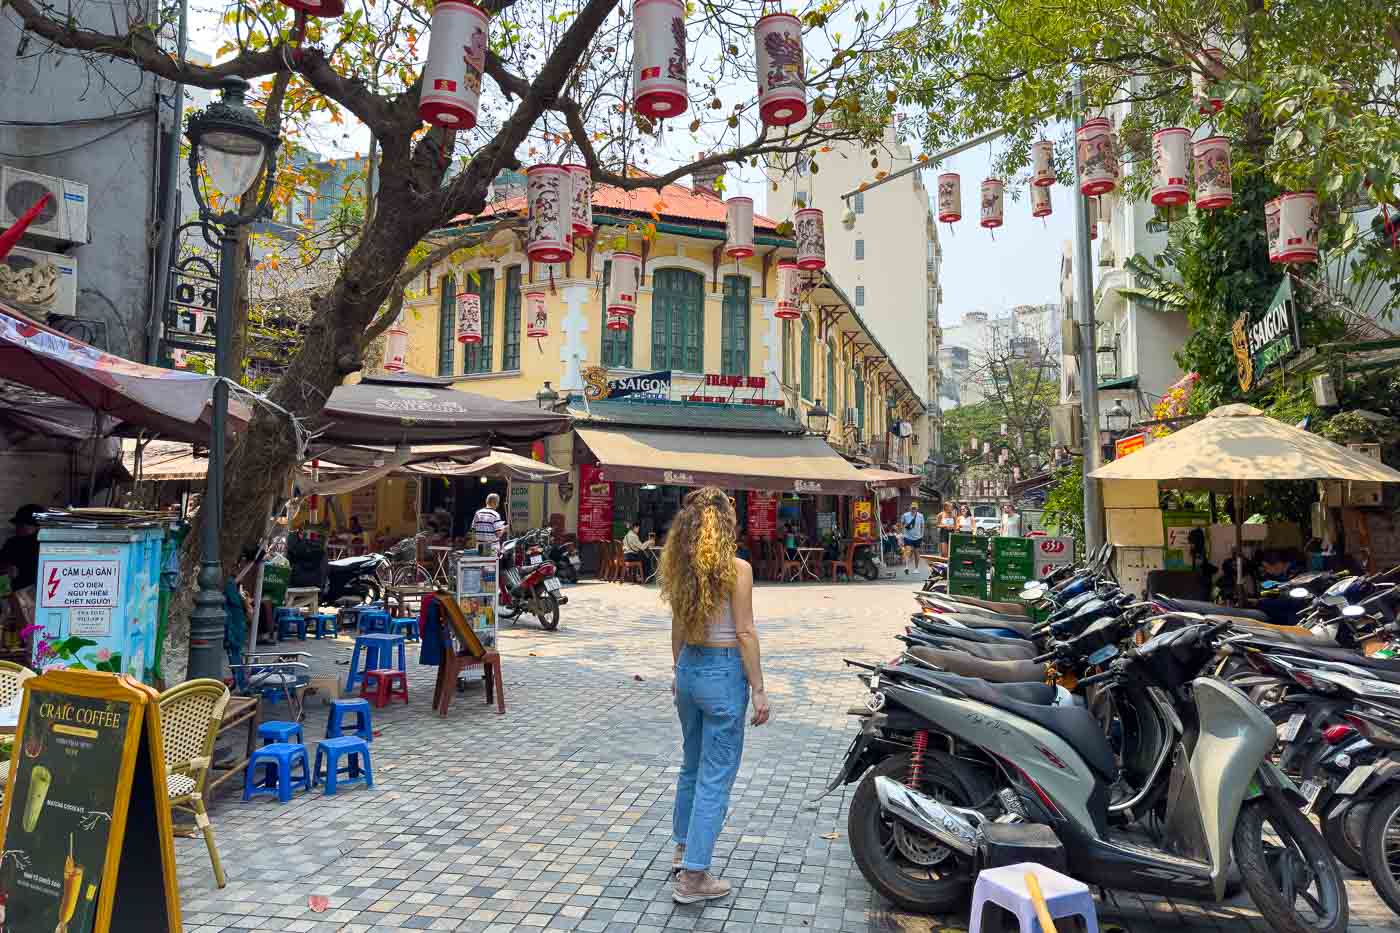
[673,869,731,904]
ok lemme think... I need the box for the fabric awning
[857,468,922,489]
[402,450,567,483]
[575,426,871,495]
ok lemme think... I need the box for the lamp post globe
[536,380,560,410]
[186,76,281,224]
[807,399,831,437]
[1104,399,1132,434]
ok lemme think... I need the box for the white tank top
[705,599,737,642]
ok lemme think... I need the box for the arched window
[437,273,456,376]
[799,315,813,399]
[651,268,705,372]
[502,265,522,371]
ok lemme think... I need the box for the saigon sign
[1233,276,1301,393]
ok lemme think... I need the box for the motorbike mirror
[1341,604,1367,618]
[1288,587,1310,599]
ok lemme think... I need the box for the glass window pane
[503,266,522,371]
[437,274,456,376]
[464,268,495,374]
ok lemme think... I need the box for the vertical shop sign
[747,492,779,540]
[851,500,875,542]
[577,465,614,543]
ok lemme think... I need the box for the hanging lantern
[1076,116,1119,196]
[382,324,409,372]
[725,196,755,259]
[1031,140,1055,187]
[936,173,961,224]
[1275,192,1320,264]
[607,251,642,328]
[278,0,344,20]
[566,164,593,238]
[1031,184,1052,218]
[1193,48,1225,114]
[1265,197,1282,262]
[774,259,800,319]
[526,165,573,263]
[632,0,688,119]
[456,290,482,344]
[979,178,1004,229]
[1088,195,1099,241]
[1150,128,1191,208]
[525,288,549,339]
[755,12,807,127]
[1192,136,1233,210]
[794,208,825,271]
[418,1,490,127]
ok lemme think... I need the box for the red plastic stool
[360,669,409,708]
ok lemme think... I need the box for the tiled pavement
[177,577,1400,932]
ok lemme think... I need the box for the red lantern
[774,259,800,319]
[794,208,825,271]
[525,288,549,339]
[1031,184,1052,218]
[725,197,755,259]
[1275,192,1319,264]
[383,325,408,372]
[1192,136,1232,210]
[566,164,593,238]
[633,0,688,119]
[755,12,806,127]
[456,290,482,344]
[278,0,343,19]
[418,1,489,127]
[526,165,573,263]
[979,178,1004,229]
[1265,198,1281,262]
[1194,47,1225,114]
[1076,116,1118,196]
[1150,127,1191,208]
[1031,140,1055,187]
[1088,196,1099,241]
[936,173,961,223]
[608,251,642,327]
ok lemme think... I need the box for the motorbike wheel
[1321,796,1369,875]
[1361,784,1400,916]
[394,563,433,587]
[534,593,561,631]
[847,751,988,914]
[855,556,880,581]
[1233,796,1349,933]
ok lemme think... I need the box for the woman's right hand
[751,690,771,726]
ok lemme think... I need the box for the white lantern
[526,165,573,263]
[1265,197,1281,262]
[608,251,642,326]
[979,178,1004,229]
[1031,140,1055,187]
[1275,192,1320,264]
[1192,136,1233,210]
[566,164,593,238]
[278,0,343,20]
[725,196,755,259]
[937,173,961,223]
[1031,184,1052,218]
[632,0,687,119]
[1194,47,1225,114]
[774,259,800,320]
[1151,127,1191,208]
[418,1,490,128]
[383,325,408,372]
[794,208,825,271]
[1076,117,1118,196]
[456,290,482,344]
[1088,195,1099,241]
[755,12,806,127]
[525,288,549,339]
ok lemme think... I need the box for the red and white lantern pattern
[526,165,573,263]
[794,208,825,271]
[418,1,490,128]
[278,0,344,20]
[1031,184,1052,218]
[1076,117,1119,197]
[607,252,642,329]
[1265,198,1281,261]
[980,178,1004,229]
[1150,127,1191,208]
[1088,196,1099,241]
[1275,192,1320,264]
[1194,47,1225,114]
[566,164,593,238]
[755,12,806,127]
[936,173,961,223]
[1031,140,1055,187]
[774,259,800,320]
[632,0,687,119]
[725,197,755,259]
[1192,136,1233,210]
[525,288,549,339]
[456,290,482,344]
[382,324,408,372]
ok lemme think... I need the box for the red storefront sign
[852,499,875,542]
[577,464,614,543]
[1114,432,1147,458]
[748,492,779,540]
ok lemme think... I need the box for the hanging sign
[577,464,614,544]
[748,492,779,540]
[581,366,672,401]
[852,499,875,542]
[1113,433,1147,458]
[1233,275,1301,393]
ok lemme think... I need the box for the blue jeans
[672,645,748,871]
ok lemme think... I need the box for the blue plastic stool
[275,607,308,640]
[311,613,338,639]
[313,735,374,795]
[257,720,304,746]
[326,698,373,741]
[357,610,391,634]
[969,863,1099,933]
[243,743,312,803]
[346,634,407,692]
[387,616,419,642]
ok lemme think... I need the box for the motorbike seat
[923,613,1039,638]
[1263,643,1400,679]
[908,646,1048,685]
[928,672,1118,780]
[1234,623,1329,646]
[943,595,1031,618]
[1157,597,1270,624]
[328,555,378,569]
[904,634,1038,660]
[910,618,1034,647]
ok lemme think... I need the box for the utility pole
[1071,77,1105,551]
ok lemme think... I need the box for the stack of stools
[317,698,374,795]
[243,720,313,803]
[274,607,308,641]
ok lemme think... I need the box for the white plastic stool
[969,862,1099,933]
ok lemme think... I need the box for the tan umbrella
[402,449,567,483]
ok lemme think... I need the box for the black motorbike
[545,531,582,584]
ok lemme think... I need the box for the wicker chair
[158,678,231,888]
[0,660,36,708]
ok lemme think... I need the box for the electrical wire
[0,114,149,160]
[0,107,155,127]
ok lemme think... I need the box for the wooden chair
[0,659,36,708]
[158,678,231,888]
[433,592,505,716]
[828,541,859,582]
[620,548,646,584]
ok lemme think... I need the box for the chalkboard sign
[0,670,180,933]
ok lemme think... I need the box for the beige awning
[858,468,923,489]
[576,426,870,495]
[402,450,567,483]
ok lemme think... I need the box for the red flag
[0,191,55,261]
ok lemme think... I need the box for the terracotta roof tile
[454,179,780,231]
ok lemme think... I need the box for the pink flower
[95,648,112,663]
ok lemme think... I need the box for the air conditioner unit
[0,245,78,316]
[1,165,89,244]
[1050,403,1082,447]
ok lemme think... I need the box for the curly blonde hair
[658,486,738,644]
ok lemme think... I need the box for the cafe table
[795,547,825,582]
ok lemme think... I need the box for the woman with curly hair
[659,486,771,904]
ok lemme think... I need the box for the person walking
[471,493,506,555]
[957,504,976,534]
[659,487,770,904]
[999,502,1022,538]
[937,501,956,557]
[899,503,925,573]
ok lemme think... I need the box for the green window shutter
[800,316,812,399]
[600,260,633,368]
[651,268,704,371]
[856,374,865,433]
[464,268,496,374]
[826,341,836,408]
[720,276,750,376]
[502,266,522,371]
[437,274,456,376]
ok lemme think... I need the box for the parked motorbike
[545,530,582,584]
[323,552,390,604]
[498,529,567,630]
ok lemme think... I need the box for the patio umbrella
[318,374,571,445]
[403,449,568,483]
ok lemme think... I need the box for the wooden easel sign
[0,670,180,932]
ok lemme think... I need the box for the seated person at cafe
[623,521,656,576]
[0,504,43,592]
[783,523,799,560]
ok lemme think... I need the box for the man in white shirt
[472,493,506,554]
[899,505,925,574]
[1000,502,1022,538]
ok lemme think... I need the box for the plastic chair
[828,541,858,582]
[158,678,231,888]
[326,698,373,741]
[969,863,1099,933]
[313,736,373,795]
[0,660,36,708]
[779,547,804,582]
[243,743,312,803]
[433,590,505,716]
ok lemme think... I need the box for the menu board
[748,492,778,540]
[577,464,614,544]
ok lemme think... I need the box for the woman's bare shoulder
[733,556,754,581]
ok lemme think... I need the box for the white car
[973,516,1001,536]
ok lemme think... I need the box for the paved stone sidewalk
[175,577,1398,932]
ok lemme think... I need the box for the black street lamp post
[184,76,280,681]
